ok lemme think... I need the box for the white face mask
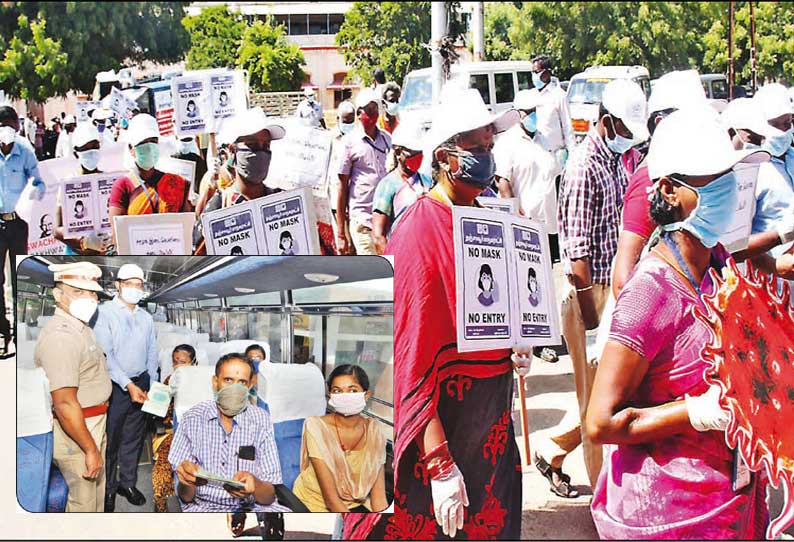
[68,297,98,323]
[339,122,355,135]
[0,126,17,146]
[77,149,101,171]
[120,287,144,305]
[328,391,367,416]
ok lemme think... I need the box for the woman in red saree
[345,89,523,541]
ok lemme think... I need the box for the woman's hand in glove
[430,464,469,538]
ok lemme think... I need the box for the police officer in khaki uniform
[34,262,112,512]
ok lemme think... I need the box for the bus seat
[17,323,30,341]
[36,316,52,328]
[28,326,41,340]
[154,322,175,336]
[195,347,211,366]
[16,368,57,513]
[171,365,216,429]
[194,333,210,344]
[257,361,326,490]
[217,340,271,362]
[46,466,68,512]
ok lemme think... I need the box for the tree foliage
[484,1,793,84]
[237,19,305,92]
[0,2,190,99]
[182,4,245,70]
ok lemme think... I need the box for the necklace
[334,414,365,455]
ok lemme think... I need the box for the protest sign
[94,172,121,235]
[267,122,333,191]
[15,177,63,256]
[453,206,560,352]
[115,213,194,255]
[453,207,513,351]
[172,76,211,136]
[61,179,96,239]
[210,70,247,134]
[722,162,759,253]
[476,197,519,215]
[75,101,102,123]
[109,87,136,119]
[153,88,175,137]
[257,187,320,255]
[157,156,197,188]
[202,206,262,255]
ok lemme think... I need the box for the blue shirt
[752,158,794,249]
[92,296,159,390]
[168,400,288,512]
[0,135,44,213]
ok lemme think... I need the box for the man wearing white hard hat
[108,114,193,248]
[335,87,392,255]
[346,88,524,541]
[614,70,709,297]
[296,86,326,129]
[536,78,649,497]
[370,118,432,254]
[587,106,770,539]
[93,263,158,511]
[55,114,77,158]
[35,262,111,512]
[53,122,113,256]
[91,108,116,146]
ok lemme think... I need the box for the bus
[16,255,393,539]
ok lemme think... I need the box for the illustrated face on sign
[279,231,294,254]
[39,214,53,238]
[477,263,496,307]
[219,92,229,106]
[74,200,86,219]
[186,100,197,118]
[527,267,538,293]
[230,245,244,255]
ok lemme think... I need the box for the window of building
[273,14,289,31]
[334,89,353,108]
[329,13,344,34]
[308,13,328,34]
[290,14,308,35]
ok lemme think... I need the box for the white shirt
[296,98,324,127]
[494,125,559,234]
[534,83,575,156]
[55,131,72,158]
[327,130,346,212]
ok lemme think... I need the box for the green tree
[237,19,305,92]
[484,2,519,61]
[0,2,190,99]
[0,14,69,102]
[182,4,245,70]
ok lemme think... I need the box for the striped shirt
[558,128,629,284]
[168,399,288,512]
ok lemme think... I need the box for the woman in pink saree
[585,108,770,539]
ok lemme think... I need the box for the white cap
[72,122,101,149]
[50,262,104,293]
[91,108,113,121]
[647,70,707,114]
[337,101,355,117]
[601,79,650,143]
[754,83,793,120]
[789,87,794,113]
[117,264,145,282]
[355,87,380,109]
[63,114,76,125]
[425,88,520,151]
[126,114,160,147]
[303,87,315,97]
[720,98,777,139]
[514,89,542,111]
[391,118,425,150]
[217,106,286,145]
[647,106,769,180]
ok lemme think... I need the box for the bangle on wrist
[576,285,593,292]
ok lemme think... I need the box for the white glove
[685,384,730,432]
[777,214,794,245]
[83,233,112,252]
[511,351,532,376]
[430,464,469,538]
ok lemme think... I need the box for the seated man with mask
[168,353,289,512]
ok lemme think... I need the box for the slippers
[228,512,247,537]
[534,452,579,498]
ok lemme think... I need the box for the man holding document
[168,353,289,512]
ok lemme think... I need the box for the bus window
[248,311,282,363]
[210,311,226,342]
[292,277,392,304]
[226,311,248,340]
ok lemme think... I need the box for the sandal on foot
[534,452,579,498]
[228,512,247,537]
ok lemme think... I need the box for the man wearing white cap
[296,87,326,129]
[586,107,769,539]
[346,88,524,540]
[535,78,648,496]
[108,113,193,247]
[35,262,112,512]
[371,118,432,254]
[91,108,116,146]
[336,87,392,255]
[53,122,113,256]
[93,263,158,511]
[55,114,77,158]
[614,70,708,296]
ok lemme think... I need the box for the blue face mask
[339,122,354,135]
[762,127,793,158]
[532,71,546,90]
[660,171,738,248]
[385,101,400,116]
[522,111,537,134]
[447,149,496,189]
[605,116,634,155]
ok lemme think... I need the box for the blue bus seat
[16,432,53,512]
[46,465,68,512]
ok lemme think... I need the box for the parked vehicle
[700,73,730,100]
[566,65,651,141]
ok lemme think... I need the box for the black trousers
[105,372,150,497]
[0,218,28,337]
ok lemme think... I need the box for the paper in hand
[141,382,172,418]
[195,467,245,489]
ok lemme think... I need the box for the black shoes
[117,486,146,506]
[104,493,115,513]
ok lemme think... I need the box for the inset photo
[15,255,393,528]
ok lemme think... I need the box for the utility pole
[472,2,485,62]
[431,2,448,105]
[749,1,757,93]
[728,0,734,101]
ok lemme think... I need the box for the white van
[399,61,553,131]
[567,65,651,141]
